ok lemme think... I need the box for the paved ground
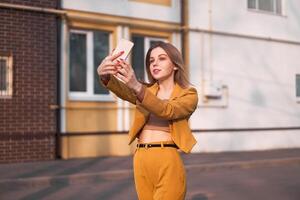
[0,148,300,200]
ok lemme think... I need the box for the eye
[149,59,154,63]
[159,56,166,61]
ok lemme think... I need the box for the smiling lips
[152,69,161,75]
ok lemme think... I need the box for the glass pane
[296,75,300,97]
[276,0,282,14]
[0,59,7,91]
[248,0,256,9]
[150,40,162,48]
[258,0,274,12]
[93,31,110,95]
[132,35,145,81]
[69,32,87,92]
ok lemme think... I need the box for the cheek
[164,65,174,74]
[149,66,155,76]
[149,65,154,73]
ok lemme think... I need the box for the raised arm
[97,51,137,104]
[137,87,198,120]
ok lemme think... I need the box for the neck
[158,76,175,92]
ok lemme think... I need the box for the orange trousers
[133,141,186,200]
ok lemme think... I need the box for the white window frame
[68,29,115,102]
[0,55,13,98]
[248,0,285,16]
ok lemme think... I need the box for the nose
[152,59,158,67]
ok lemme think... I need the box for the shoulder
[187,86,197,93]
[179,85,198,96]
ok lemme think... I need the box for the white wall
[192,130,300,153]
[189,0,300,152]
[190,33,300,129]
[62,0,181,23]
[189,0,300,42]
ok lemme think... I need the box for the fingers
[109,48,115,56]
[117,67,127,76]
[117,60,130,74]
[107,51,124,61]
[102,66,117,72]
[99,69,117,75]
[98,64,118,75]
[115,72,127,83]
[101,70,117,75]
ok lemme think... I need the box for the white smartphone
[112,39,134,83]
[112,39,134,60]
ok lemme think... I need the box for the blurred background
[1,1,300,199]
[0,0,300,163]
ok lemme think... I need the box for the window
[131,35,167,82]
[248,0,282,15]
[296,74,300,102]
[0,55,13,98]
[69,29,113,101]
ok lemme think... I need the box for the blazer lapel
[169,83,182,100]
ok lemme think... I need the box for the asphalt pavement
[0,148,300,200]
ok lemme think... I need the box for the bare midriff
[138,129,172,143]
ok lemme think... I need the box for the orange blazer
[104,76,198,153]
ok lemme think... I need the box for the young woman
[98,42,198,200]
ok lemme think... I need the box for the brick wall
[0,0,59,163]
[0,0,58,8]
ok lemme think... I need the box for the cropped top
[143,113,170,132]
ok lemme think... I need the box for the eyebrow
[150,54,168,59]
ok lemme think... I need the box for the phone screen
[112,39,134,60]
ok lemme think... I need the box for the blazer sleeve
[137,87,198,120]
[99,75,137,105]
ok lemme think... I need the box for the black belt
[137,143,178,148]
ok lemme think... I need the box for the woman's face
[149,47,175,82]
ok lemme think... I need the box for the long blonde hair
[145,42,190,88]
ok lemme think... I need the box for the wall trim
[65,9,181,32]
[56,126,300,137]
[129,0,172,7]
[0,132,56,140]
[192,127,300,133]
[184,26,300,46]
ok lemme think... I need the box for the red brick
[0,1,58,163]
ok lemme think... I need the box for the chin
[153,75,163,81]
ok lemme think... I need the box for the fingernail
[120,51,124,54]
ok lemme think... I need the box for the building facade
[1,0,300,162]
[59,0,300,158]
[188,0,300,152]
[0,0,60,162]
[59,0,182,158]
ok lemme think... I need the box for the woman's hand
[97,50,124,79]
[115,59,143,94]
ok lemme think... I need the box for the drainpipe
[208,0,213,81]
[181,0,189,77]
[55,1,62,159]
